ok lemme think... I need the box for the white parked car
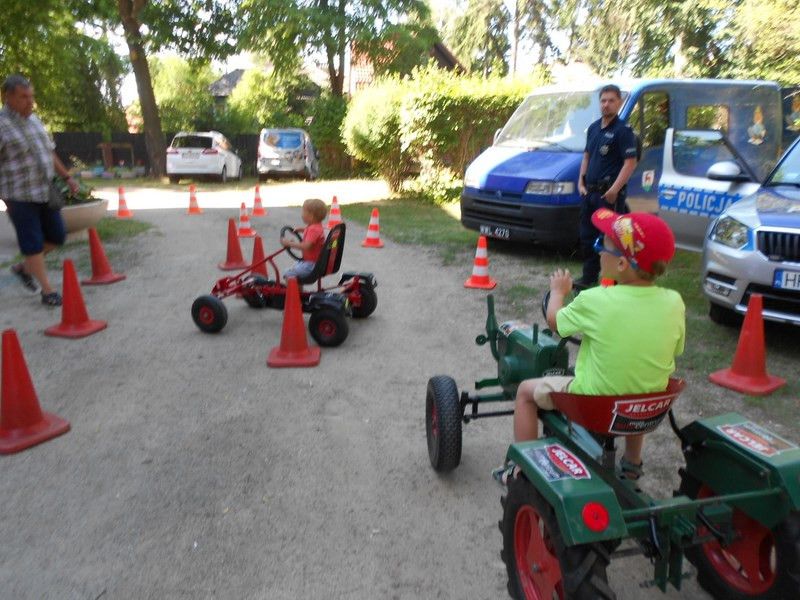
[166,131,242,183]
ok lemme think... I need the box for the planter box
[62,199,108,242]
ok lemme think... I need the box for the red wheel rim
[514,505,564,599]
[318,319,337,338]
[429,401,439,439]
[698,485,776,594]
[198,306,215,325]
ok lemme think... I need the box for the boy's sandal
[620,457,644,481]
[492,461,519,487]
[41,292,62,306]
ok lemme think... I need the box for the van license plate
[480,225,510,239]
[774,269,800,290]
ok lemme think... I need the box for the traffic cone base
[267,277,320,368]
[187,184,203,215]
[252,185,267,217]
[117,187,133,219]
[238,202,257,238]
[1,329,70,454]
[708,294,786,396]
[219,219,248,270]
[361,208,383,248]
[45,260,108,339]
[82,228,126,285]
[464,235,497,289]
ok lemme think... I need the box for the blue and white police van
[461,79,787,249]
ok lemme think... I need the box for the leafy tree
[445,0,510,76]
[149,57,217,132]
[241,0,436,96]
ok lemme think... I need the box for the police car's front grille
[743,284,800,316]
[757,230,800,262]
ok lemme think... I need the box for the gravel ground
[0,180,729,599]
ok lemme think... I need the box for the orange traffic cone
[327,195,342,228]
[464,236,497,289]
[267,277,321,368]
[82,228,126,285]
[237,202,256,238]
[709,294,785,395]
[600,278,616,287]
[218,219,248,271]
[187,184,203,215]
[117,186,133,218]
[251,235,268,277]
[361,208,384,248]
[252,185,267,217]
[45,259,107,339]
[0,329,70,454]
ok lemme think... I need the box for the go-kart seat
[295,223,346,287]
[549,378,685,436]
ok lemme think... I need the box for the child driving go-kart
[494,208,686,485]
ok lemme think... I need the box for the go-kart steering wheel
[280,226,303,261]
[541,284,584,345]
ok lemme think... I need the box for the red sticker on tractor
[718,422,796,457]
[525,444,591,481]
[609,394,674,435]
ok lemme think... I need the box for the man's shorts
[533,376,574,410]
[5,200,66,255]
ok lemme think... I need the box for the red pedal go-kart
[191,223,377,346]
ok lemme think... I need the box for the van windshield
[495,91,601,152]
[262,130,303,149]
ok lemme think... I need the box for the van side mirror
[706,161,751,183]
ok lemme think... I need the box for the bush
[306,93,350,177]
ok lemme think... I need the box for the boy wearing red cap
[495,209,685,484]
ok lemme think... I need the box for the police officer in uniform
[576,84,638,286]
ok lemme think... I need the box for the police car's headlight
[463,167,480,189]
[524,181,575,195]
[710,216,749,249]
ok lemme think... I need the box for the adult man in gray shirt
[0,75,78,306]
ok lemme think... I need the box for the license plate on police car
[480,225,510,239]
[774,269,800,290]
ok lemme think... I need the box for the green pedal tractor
[426,294,800,599]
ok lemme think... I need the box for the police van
[461,79,790,249]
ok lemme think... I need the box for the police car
[702,135,800,325]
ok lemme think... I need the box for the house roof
[430,42,465,74]
[209,69,245,98]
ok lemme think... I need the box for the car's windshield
[262,130,302,149]
[495,91,606,152]
[768,142,800,186]
[172,135,213,149]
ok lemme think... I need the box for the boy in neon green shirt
[497,209,685,483]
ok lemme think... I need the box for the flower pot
[62,199,109,242]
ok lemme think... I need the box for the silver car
[256,128,319,181]
[702,136,800,325]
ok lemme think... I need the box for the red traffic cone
[218,218,248,271]
[82,228,126,285]
[464,236,497,289]
[0,329,70,454]
[237,202,256,238]
[267,277,321,368]
[252,185,267,217]
[361,208,384,248]
[251,235,268,277]
[709,294,785,395]
[327,195,342,228]
[600,278,616,287]
[45,260,107,339]
[117,186,133,218]
[187,184,203,215]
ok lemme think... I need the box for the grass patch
[95,216,152,240]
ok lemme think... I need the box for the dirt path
[2,181,716,598]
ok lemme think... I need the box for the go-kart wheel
[280,226,303,261]
[351,285,377,319]
[309,307,349,347]
[191,295,228,333]
[680,476,800,600]
[243,290,267,309]
[501,476,616,600]
[425,376,462,472]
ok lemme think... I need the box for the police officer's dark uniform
[579,115,638,284]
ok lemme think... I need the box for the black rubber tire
[501,476,616,600]
[351,285,377,319]
[258,172,266,182]
[191,295,228,333]
[425,375,462,472]
[679,475,800,600]
[309,307,349,347]
[709,302,742,327]
[169,175,180,184]
[242,290,267,309]
[280,226,303,261]
[219,165,227,183]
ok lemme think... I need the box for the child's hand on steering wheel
[549,268,573,296]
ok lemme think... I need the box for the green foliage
[147,57,217,132]
[306,93,349,176]
[445,0,511,76]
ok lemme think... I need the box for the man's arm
[602,157,636,205]
[53,152,79,194]
[546,268,573,332]
[578,152,589,196]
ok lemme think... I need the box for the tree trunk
[511,1,520,76]
[117,0,166,177]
